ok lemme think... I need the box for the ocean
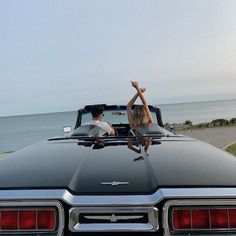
[1,99,236,153]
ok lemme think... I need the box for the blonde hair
[132,105,148,127]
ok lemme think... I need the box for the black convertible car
[1,104,236,236]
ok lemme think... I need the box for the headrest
[72,124,107,137]
[133,123,164,136]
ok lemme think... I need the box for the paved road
[180,126,236,149]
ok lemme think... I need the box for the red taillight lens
[19,210,36,230]
[173,209,191,229]
[0,208,55,231]
[1,211,18,230]
[210,209,228,228]
[38,210,55,230]
[172,207,236,231]
[192,209,209,229]
[229,209,236,228]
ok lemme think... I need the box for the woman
[127,81,153,129]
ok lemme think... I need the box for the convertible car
[1,104,236,236]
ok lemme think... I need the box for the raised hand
[131,81,139,89]
[140,88,146,93]
[131,81,145,93]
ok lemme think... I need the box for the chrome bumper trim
[1,188,236,206]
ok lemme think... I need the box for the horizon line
[1,97,236,118]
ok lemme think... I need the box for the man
[85,105,115,136]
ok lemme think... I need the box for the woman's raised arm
[127,92,139,129]
[131,81,153,123]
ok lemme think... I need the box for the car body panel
[1,135,236,194]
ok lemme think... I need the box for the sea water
[160,99,236,124]
[0,99,236,152]
[0,111,77,153]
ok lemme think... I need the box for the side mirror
[63,126,72,133]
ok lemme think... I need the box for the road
[180,126,236,149]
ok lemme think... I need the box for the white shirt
[83,120,113,135]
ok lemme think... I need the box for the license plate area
[69,206,158,232]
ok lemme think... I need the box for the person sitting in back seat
[127,81,153,130]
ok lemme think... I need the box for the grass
[194,122,236,129]
[0,151,13,158]
[226,143,236,156]
[180,121,236,131]
[171,121,236,131]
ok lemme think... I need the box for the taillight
[173,209,191,229]
[19,210,37,229]
[229,209,236,227]
[192,209,209,229]
[163,200,236,236]
[210,209,228,228]
[0,209,55,231]
[38,210,55,230]
[1,210,18,230]
[172,208,236,231]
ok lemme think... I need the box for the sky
[1,0,236,116]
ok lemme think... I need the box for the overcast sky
[1,0,236,116]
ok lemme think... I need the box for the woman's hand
[131,81,145,93]
[131,81,139,89]
[140,88,146,93]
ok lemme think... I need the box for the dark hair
[91,105,104,118]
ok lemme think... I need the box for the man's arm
[107,122,116,136]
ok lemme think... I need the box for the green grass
[0,151,13,158]
[166,120,236,132]
[183,121,236,130]
[226,143,236,156]
[180,118,236,130]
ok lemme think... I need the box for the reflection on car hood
[0,136,236,195]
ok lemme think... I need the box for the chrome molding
[83,214,144,221]
[2,188,236,206]
[0,200,64,236]
[101,181,130,186]
[2,189,236,234]
[69,206,158,232]
[163,199,236,236]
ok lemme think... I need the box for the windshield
[81,109,157,125]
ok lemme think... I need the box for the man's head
[91,105,104,120]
